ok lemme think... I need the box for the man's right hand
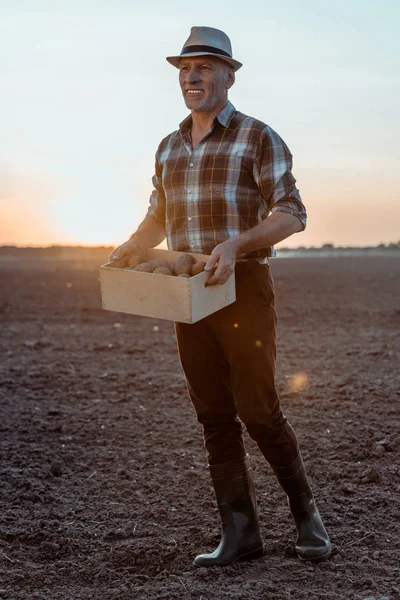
[109,238,143,262]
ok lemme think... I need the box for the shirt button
[189,162,194,167]
[188,189,192,194]
[187,217,192,222]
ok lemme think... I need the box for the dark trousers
[175,260,299,467]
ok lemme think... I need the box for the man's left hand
[204,240,238,286]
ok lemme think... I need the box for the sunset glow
[2,2,399,248]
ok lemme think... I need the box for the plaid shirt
[146,101,306,258]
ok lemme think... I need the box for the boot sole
[194,546,264,568]
[297,546,332,563]
[238,546,264,563]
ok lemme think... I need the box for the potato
[151,258,171,270]
[172,256,193,276]
[153,267,173,275]
[134,262,154,273]
[177,273,191,278]
[192,261,207,276]
[180,253,196,265]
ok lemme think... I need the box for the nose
[186,67,200,84]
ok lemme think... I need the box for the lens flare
[288,371,308,393]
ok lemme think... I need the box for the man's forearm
[130,215,166,249]
[228,211,303,257]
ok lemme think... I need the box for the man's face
[179,56,234,114]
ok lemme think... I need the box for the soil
[0,254,399,600]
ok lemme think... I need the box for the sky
[1,0,399,248]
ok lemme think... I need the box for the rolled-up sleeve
[255,125,307,230]
[145,149,166,226]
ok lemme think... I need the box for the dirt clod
[50,462,62,477]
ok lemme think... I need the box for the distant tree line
[0,242,398,258]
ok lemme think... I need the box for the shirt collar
[179,100,236,132]
[216,100,236,128]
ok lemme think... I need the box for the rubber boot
[193,454,264,567]
[272,452,331,561]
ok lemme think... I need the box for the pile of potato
[110,253,207,278]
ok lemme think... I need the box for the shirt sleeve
[254,125,307,230]
[145,147,166,226]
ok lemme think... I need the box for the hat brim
[166,52,242,71]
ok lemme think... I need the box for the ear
[226,68,235,90]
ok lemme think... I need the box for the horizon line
[0,242,399,251]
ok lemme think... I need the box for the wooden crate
[99,248,236,324]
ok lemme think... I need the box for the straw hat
[166,26,242,71]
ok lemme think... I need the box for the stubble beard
[184,92,223,114]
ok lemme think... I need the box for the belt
[237,257,270,266]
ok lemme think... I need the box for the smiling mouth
[185,89,204,95]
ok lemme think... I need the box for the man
[110,26,331,567]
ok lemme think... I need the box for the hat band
[181,44,232,59]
